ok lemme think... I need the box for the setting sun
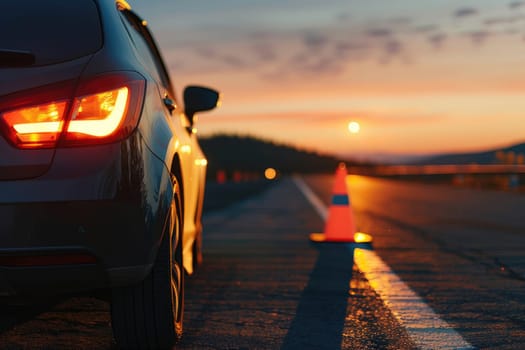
[348,121,360,134]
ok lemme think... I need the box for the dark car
[0,0,219,348]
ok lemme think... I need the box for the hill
[199,134,359,178]
[418,142,525,165]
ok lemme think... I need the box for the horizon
[128,0,525,160]
[200,133,525,164]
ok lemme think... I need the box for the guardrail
[349,164,525,176]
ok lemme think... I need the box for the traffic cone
[310,163,373,244]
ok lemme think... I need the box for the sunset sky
[129,0,525,161]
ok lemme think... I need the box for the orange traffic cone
[310,163,372,243]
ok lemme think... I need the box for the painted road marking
[293,176,476,350]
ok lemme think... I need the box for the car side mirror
[183,85,220,124]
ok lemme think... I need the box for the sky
[128,0,525,161]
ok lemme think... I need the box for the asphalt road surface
[0,175,524,349]
[304,175,525,350]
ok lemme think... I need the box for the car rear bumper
[0,199,157,296]
[0,134,171,296]
[0,259,152,297]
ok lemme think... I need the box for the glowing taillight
[0,72,145,148]
[67,87,129,137]
[2,101,67,148]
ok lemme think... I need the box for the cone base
[309,232,373,243]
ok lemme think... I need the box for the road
[0,175,524,349]
[304,175,525,349]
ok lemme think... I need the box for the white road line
[293,176,476,350]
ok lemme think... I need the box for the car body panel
[0,130,173,294]
[0,0,216,296]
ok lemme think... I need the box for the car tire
[111,179,184,349]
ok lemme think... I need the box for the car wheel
[111,179,184,349]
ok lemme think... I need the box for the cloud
[363,27,409,64]
[284,50,345,76]
[191,46,248,71]
[428,33,447,48]
[303,32,329,49]
[384,39,403,55]
[184,16,412,80]
[333,41,371,61]
[412,24,439,33]
[306,56,346,75]
[484,14,525,26]
[252,42,278,62]
[267,31,355,77]
[466,31,491,45]
[220,55,247,69]
[365,28,393,38]
[388,17,413,26]
[509,1,525,10]
[454,7,478,18]
[287,29,410,76]
[378,39,409,64]
[194,47,218,59]
[335,12,351,23]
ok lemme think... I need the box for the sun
[348,121,360,134]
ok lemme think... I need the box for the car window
[119,8,174,97]
[0,0,102,66]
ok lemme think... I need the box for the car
[0,0,219,348]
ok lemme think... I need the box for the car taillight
[2,101,67,148]
[68,87,129,137]
[0,72,145,149]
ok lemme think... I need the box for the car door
[118,7,200,243]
